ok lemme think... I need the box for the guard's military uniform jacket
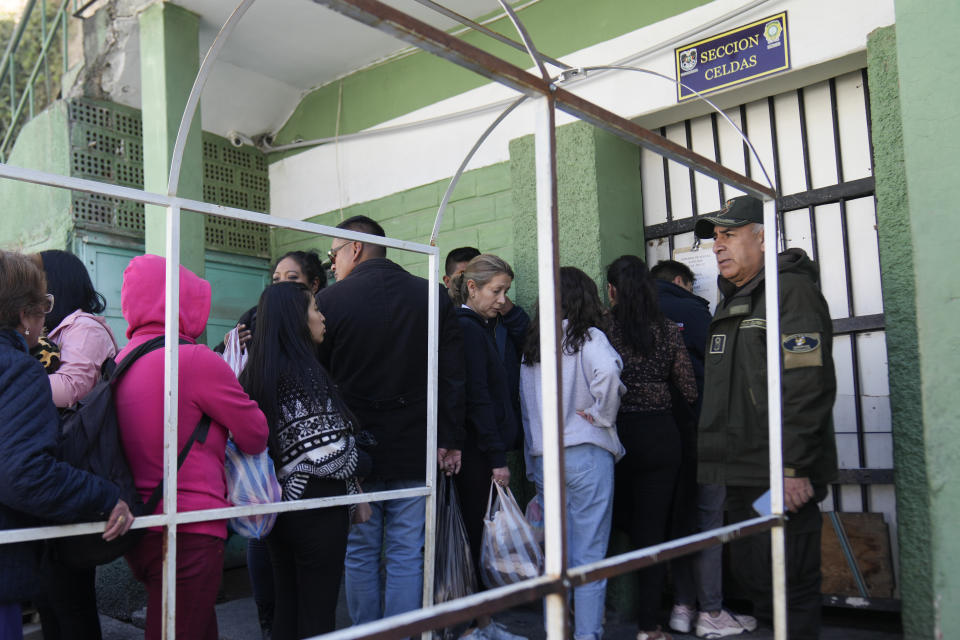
[698,248,838,487]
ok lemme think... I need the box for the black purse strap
[141,414,212,514]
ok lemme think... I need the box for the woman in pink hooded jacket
[114,255,269,640]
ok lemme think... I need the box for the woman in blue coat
[0,251,133,640]
[447,254,529,640]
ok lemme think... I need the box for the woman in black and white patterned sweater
[241,281,371,640]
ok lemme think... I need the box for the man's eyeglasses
[327,242,354,264]
[43,293,55,314]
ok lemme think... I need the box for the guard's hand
[784,476,814,513]
[492,466,510,487]
[576,410,595,425]
[103,500,134,541]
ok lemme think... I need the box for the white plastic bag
[222,327,248,376]
[479,480,544,588]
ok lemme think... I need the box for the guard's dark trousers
[726,485,824,640]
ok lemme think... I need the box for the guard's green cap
[694,196,764,239]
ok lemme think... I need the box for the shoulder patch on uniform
[709,334,726,354]
[782,332,822,369]
[782,333,820,353]
[739,318,766,330]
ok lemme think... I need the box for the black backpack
[50,336,210,569]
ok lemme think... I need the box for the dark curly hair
[606,255,665,357]
[522,266,604,365]
[273,250,327,292]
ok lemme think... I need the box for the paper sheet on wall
[673,242,719,315]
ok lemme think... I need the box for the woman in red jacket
[114,254,269,640]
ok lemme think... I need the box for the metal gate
[639,68,897,604]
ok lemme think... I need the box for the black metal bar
[833,313,884,334]
[835,468,895,484]
[766,96,786,249]
[685,119,698,222]
[644,180,877,240]
[796,86,819,263]
[862,68,876,177]
[645,217,694,240]
[740,104,752,182]
[711,112,725,204]
[661,126,674,256]
[778,177,875,211]
[829,76,869,512]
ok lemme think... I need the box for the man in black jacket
[695,196,837,640]
[317,216,466,626]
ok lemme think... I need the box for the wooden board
[821,511,894,597]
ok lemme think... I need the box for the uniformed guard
[695,195,838,640]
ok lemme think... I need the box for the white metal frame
[0,1,793,639]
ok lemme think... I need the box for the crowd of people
[0,195,836,640]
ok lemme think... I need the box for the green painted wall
[0,101,73,251]
[271,0,711,160]
[272,161,516,291]
[892,0,960,636]
[138,1,205,275]
[867,25,932,639]
[510,118,644,615]
[509,120,645,310]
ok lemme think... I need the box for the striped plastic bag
[222,325,281,539]
[479,480,544,588]
[224,439,282,539]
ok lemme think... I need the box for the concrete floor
[82,590,903,640]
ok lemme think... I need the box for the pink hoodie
[114,255,268,539]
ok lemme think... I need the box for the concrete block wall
[272,161,519,295]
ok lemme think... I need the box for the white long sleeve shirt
[520,323,626,462]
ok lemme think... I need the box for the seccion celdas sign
[674,12,790,101]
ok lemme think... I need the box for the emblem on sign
[764,20,783,44]
[679,48,698,72]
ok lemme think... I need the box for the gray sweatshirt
[519,324,626,462]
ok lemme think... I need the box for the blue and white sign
[674,12,790,102]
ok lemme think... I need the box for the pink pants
[126,531,224,640]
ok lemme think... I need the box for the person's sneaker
[636,627,672,640]
[695,610,758,638]
[669,604,696,633]
[484,621,527,640]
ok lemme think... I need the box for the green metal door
[75,236,270,348]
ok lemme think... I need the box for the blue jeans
[672,483,725,612]
[345,478,426,625]
[533,445,615,640]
